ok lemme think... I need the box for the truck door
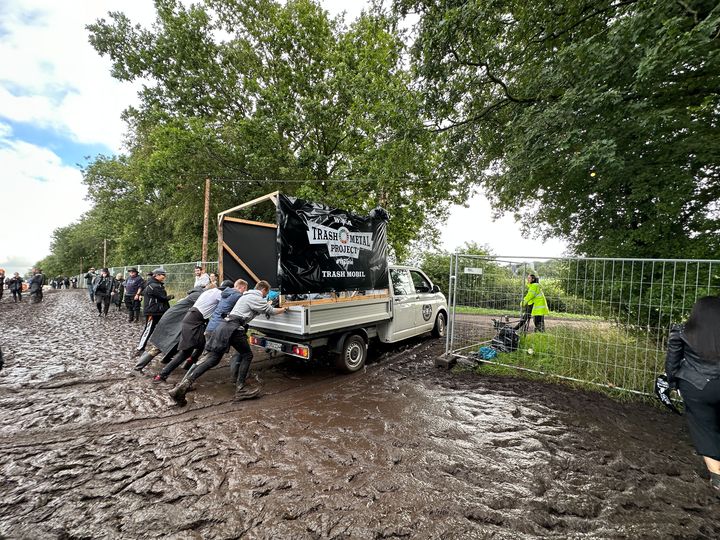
[409,269,437,332]
[389,268,418,339]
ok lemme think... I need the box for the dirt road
[0,290,718,538]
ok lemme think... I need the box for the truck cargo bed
[249,295,392,338]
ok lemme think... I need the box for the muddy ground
[0,289,718,539]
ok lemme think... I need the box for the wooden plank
[282,291,390,307]
[217,190,279,219]
[223,216,277,229]
[222,241,261,283]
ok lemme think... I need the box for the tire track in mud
[1,337,435,449]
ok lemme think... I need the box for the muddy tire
[432,312,447,338]
[335,334,367,373]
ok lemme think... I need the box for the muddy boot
[234,374,261,401]
[134,351,154,371]
[128,311,134,322]
[711,472,720,494]
[168,378,192,406]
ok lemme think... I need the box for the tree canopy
[396,0,720,258]
[37,0,475,276]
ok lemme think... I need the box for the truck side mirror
[431,284,440,294]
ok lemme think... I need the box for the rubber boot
[128,311,134,323]
[168,378,192,406]
[134,351,154,371]
[234,373,261,401]
[711,472,720,494]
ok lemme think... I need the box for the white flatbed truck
[249,265,448,372]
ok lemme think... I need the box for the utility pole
[201,177,211,270]
[103,239,107,268]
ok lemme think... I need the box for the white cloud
[0,137,90,264]
[0,1,157,152]
[441,193,568,257]
[0,121,11,137]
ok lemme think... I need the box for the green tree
[396,0,720,258]
[82,0,473,262]
[420,241,492,295]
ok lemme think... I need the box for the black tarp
[221,220,278,288]
[277,194,389,294]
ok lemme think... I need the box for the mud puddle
[0,290,718,538]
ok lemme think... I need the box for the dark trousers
[190,328,253,387]
[514,305,545,332]
[124,295,141,312]
[160,342,205,379]
[679,378,720,461]
[96,293,111,315]
[137,313,163,351]
[11,290,21,302]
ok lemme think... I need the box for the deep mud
[1,290,718,539]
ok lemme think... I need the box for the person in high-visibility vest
[514,273,549,332]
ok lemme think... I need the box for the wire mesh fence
[445,255,720,395]
[72,261,219,298]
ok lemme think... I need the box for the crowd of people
[49,276,77,289]
[0,267,46,304]
[81,265,286,405]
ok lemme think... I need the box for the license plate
[265,341,283,351]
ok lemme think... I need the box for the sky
[0,1,567,276]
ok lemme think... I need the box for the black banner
[277,194,389,294]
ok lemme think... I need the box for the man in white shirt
[193,266,210,288]
[169,280,287,405]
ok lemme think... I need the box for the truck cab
[380,265,447,343]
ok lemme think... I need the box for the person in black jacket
[92,268,115,317]
[111,273,125,311]
[666,296,720,494]
[7,273,23,303]
[135,268,174,354]
[28,268,44,303]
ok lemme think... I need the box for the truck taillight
[292,345,309,358]
[250,336,262,346]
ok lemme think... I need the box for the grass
[461,324,665,402]
[454,305,603,321]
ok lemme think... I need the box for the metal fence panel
[73,261,219,298]
[446,255,720,395]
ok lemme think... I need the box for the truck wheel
[432,312,447,338]
[336,334,367,373]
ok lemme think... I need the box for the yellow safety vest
[523,283,549,316]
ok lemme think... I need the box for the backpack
[491,326,519,353]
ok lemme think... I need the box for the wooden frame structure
[217,191,388,305]
[217,191,279,282]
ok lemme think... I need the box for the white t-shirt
[193,273,210,288]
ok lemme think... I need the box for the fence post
[445,252,456,356]
[448,252,460,355]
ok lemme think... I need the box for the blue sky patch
[1,118,112,168]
